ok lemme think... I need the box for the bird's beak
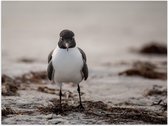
[65,43,69,51]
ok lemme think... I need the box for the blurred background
[2,1,167,76]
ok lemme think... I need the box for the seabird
[47,29,88,111]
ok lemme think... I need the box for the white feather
[52,46,83,84]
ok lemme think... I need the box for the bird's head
[58,29,76,51]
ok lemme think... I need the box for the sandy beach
[2,1,167,124]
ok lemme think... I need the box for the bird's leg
[77,84,84,110]
[59,89,62,112]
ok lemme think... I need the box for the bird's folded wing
[47,61,54,80]
[82,62,88,80]
[78,47,88,80]
[78,47,87,62]
[48,49,54,63]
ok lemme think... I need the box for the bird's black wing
[78,47,87,62]
[47,61,54,80]
[78,47,88,80]
[82,62,88,80]
[48,49,54,63]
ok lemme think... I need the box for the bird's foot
[77,104,85,111]
[54,107,63,114]
[59,108,63,113]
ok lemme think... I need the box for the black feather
[48,50,54,63]
[82,61,88,80]
[78,47,87,62]
[47,61,54,80]
[78,47,88,80]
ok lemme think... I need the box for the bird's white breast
[52,46,83,84]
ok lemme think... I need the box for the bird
[47,29,88,111]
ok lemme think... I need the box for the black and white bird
[47,29,88,111]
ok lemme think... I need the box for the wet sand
[2,1,167,124]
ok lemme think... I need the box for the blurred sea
[2,1,167,76]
